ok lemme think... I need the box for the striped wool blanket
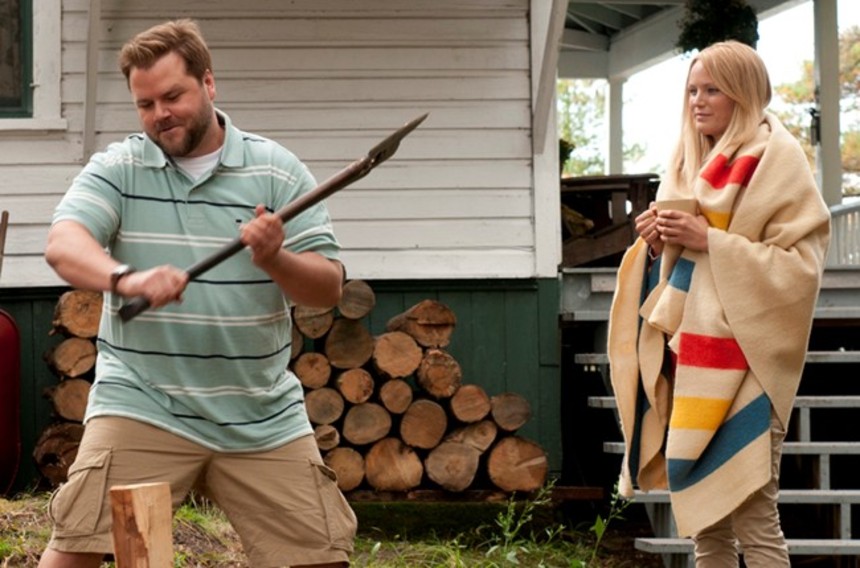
[608,114,831,537]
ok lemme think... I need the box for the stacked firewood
[294,280,549,494]
[33,281,549,495]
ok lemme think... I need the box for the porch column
[607,77,624,174]
[813,0,841,206]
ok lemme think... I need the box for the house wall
[0,0,562,287]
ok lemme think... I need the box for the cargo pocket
[311,462,357,552]
[49,447,112,538]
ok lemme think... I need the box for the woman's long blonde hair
[669,40,772,187]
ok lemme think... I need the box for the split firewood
[33,422,85,487]
[386,299,456,348]
[449,383,491,423]
[110,482,174,568]
[46,378,91,422]
[336,368,375,404]
[372,331,423,380]
[425,441,481,492]
[342,402,391,446]
[337,279,376,320]
[324,318,374,369]
[292,352,332,389]
[378,378,413,414]
[445,419,498,453]
[46,337,97,379]
[364,437,423,491]
[416,349,462,399]
[324,447,365,492]
[293,305,334,339]
[314,424,340,451]
[487,436,548,492]
[51,289,103,338]
[400,399,447,449]
[304,387,344,425]
[490,392,532,432]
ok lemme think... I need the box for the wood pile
[33,281,549,496]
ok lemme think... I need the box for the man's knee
[37,548,104,568]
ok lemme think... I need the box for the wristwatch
[109,264,136,295]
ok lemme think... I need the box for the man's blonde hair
[119,19,212,84]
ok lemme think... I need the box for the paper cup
[655,198,698,215]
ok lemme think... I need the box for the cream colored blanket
[608,114,830,536]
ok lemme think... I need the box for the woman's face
[687,61,735,140]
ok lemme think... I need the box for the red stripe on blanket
[678,332,748,370]
[699,154,759,190]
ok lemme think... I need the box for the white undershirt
[174,147,222,180]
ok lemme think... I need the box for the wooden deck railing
[827,200,860,267]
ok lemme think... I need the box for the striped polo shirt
[52,110,340,452]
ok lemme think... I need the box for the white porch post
[813,0,842,206]
[607,77,624,174]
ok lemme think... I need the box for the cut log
[324,318,374,369]
[487,436,548,492]
[490,392,532,432]
[400,399,447,449]
[445,419,498,453]
[337,279,376,320]
[371,331,423,380]
[33,422,85,487]
[342,402,391,446]
[46,378,91,422]
[314,424,340,451]
[51,289,103,338]
[304,387,345,425]
[449,384,491,423]
[110,482,174,568]
[292,352,332,389]
[46,337,97,379]
[335,368,375,404]
[424,441,481,492]
[364,438,423,492]
[416,349,462,399]
[378,378,414,415]
[386,299,456,348]
[293,305,334,339]
[290,324,303,360]
[324,447,365,492]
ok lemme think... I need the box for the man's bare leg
[37,549,104,568]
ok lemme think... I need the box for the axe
[119,113,428,322]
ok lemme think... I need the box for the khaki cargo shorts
[47,417,356,567]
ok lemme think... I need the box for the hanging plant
[676,0,759,53]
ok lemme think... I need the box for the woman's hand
[655,210,710,252]
[634,203,664,256]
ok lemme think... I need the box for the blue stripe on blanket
[666,393,770,491]
[668,258,695,292]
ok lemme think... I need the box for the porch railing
[826,200,860,267]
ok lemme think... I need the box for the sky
[622,0,860,173]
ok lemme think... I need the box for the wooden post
[109,482,173,568]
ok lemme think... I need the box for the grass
[0,482,659,568]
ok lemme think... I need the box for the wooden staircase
[561,266,860,568]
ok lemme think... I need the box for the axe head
[366,113,429,168]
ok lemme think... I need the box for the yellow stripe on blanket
[670,397,732,430]
[700,207,731,230]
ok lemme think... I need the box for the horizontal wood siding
[1,0,537,288]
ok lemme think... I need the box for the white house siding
[1,0,562,287]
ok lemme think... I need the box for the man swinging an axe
[40,18,423,568]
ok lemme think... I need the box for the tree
[774,26,860,195]
[557,79,645,177]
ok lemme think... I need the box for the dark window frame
[0,0,33,118]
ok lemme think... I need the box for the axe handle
[118,156,371,322]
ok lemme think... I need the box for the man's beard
[151,100,214,158]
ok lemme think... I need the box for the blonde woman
[608,41,830,567]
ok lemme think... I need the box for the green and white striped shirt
[53,110,340,451]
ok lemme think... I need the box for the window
[0,0,32,118]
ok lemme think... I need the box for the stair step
[575,350,860,366]
[635,537,860,555]
[589,395,860,409]
[628,488,860,504]
[604,441,860,455]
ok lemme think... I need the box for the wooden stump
[400,399,447,449]
[342,402,391,446]
[338,280,376,320]
[378,378,413,414]
[490,392,532,432]
[292,352,332,389]
[487,436,548,492]
[365,438,423,491]
[324,318,374,369]
[386,299,456,348]
[372,331,423,379]
[47,378,91,422]
[445,419,498,453]
[33,422,85,487]
[416,349,462,399]
[304,387,345,425]
[336,368,375,404]
[110,482,174,568]
[449,384,491,423]
[46,337,97,378]
[324,447,365,492]
[314,424,340,451]
[293,305,334,339]
[425,441,481,492]
[51,289,102,339]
